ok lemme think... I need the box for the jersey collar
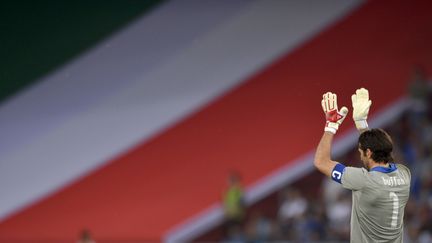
[370,163,397,173]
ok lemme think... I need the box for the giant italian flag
[1,0,432,242]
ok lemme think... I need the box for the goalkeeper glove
[321,92,349,134]
[351,88,372,130]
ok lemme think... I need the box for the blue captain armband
[331,163,346,184]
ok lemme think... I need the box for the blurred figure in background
[222,171,245,238]
[277,187,307,240]
[222,224,246,243]
[326,191,351,241]
[301,201,327,241]
[245,211,278,243]
[77,229,96,243]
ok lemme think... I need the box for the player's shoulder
[344,166,369,177]
[395,163,411,173]
[345,166,367,172]
[395,163,411,178]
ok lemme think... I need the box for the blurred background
[0,0,431,242]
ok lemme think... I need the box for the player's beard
[363,159,372,170]
[359,149,371,170]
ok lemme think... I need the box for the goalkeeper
[314,88,411,242]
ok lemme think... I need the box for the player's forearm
[314,131,336,177]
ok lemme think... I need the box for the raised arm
[314,92,348,177]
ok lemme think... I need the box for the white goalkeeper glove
[321,92,349,134]
[351,88,372,130]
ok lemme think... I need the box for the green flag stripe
[0,0,163,103]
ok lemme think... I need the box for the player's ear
[366,149,372,159]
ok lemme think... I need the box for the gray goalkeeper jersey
[332,163,411,243]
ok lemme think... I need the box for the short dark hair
[358,128,394,163]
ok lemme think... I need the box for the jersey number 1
[389,192,399,228]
